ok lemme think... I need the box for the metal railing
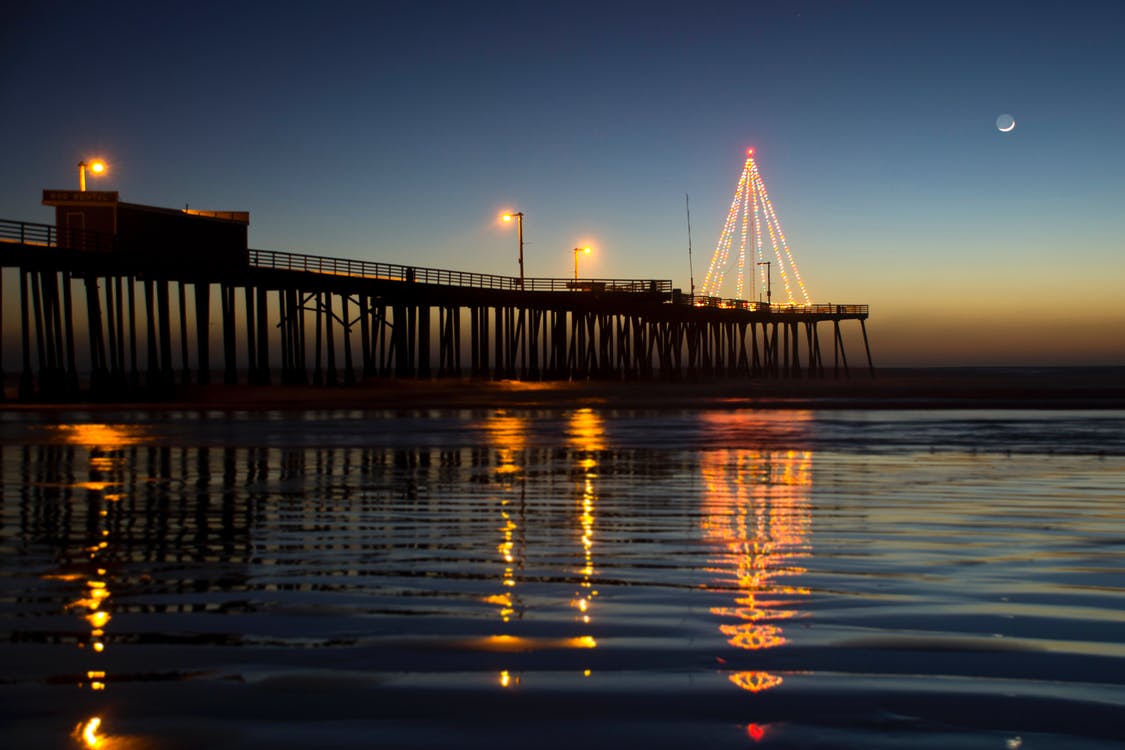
[0,218,116,251]
[249,247,673,294]
[0,218,56,246]
[3,217,865,313]
[679,293,867,315]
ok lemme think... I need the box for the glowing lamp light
[77,159,108,192]
[499,211,525,287]
[573,246,593,280]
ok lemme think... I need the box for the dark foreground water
[1,408,1123,749]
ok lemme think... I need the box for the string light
[736,168,751,300]
[699,150,812,305]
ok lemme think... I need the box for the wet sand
[3,408,1123,748]
[5,367,1122,411]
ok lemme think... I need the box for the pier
[0,215,871,401]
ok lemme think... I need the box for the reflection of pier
[700,412,814,695]
[10,413,814,745]
[1,208,872,400]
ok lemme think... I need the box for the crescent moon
[999,120,1016,132]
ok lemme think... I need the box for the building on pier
[42,189,249,269]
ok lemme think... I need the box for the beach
[1,393,1123,749]
[5,366,1124,412]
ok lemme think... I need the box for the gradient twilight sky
[2,1,1123,366]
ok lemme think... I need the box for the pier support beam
[313,291,324,385]
[86,275,110,394]
[255,286,270,385]
[221,284,237,385]
[417,305,430,379]
[0,268,5,400]
[19,270,33,399]
[157,280,174,385]
[127,277,140,388]
[342,293,355,385]
[860,319,875,377]
[178,281,191,385]
[360,294,372,379]
[195,282,211,385]
[833,320,850,379]
[325,292,338,386]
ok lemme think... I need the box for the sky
[2,0,1123,366]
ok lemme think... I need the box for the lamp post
[78,159,107,191]
[756,261,772,304]
[501,212,525,288]
[573,246,591,281]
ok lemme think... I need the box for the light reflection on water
[0,410,1123,749]
[700,412,815,695]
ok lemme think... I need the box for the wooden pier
[0,217,871,401]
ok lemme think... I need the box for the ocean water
[1,408,1123,749]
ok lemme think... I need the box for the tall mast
[686,193,695,297]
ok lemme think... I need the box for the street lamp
[501,211,525,288]
[573,246,591,281]
[78,159,107,191]
[756,261,772,304]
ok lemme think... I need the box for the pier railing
[0,218,116,251]
[249,247,672,294]
[4,217,865,313]
[0,219,53,246]
[685,293,868,315]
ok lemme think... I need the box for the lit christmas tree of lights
[699,149,811,305]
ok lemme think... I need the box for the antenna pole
[686,193,695,298]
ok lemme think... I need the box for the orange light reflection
[54,423,141,747]
[86,610,111,629]
[48,423,148,449]
[567,409,601,659]
[77,716,102,748]
[567,408,605,453]
[483,412,530,684]
[475,634,598,651]
[730,670,784,694]
[701,411,813,694]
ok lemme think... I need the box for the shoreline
[2,367,1123,412]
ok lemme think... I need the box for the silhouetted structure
[0,196,872,400]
